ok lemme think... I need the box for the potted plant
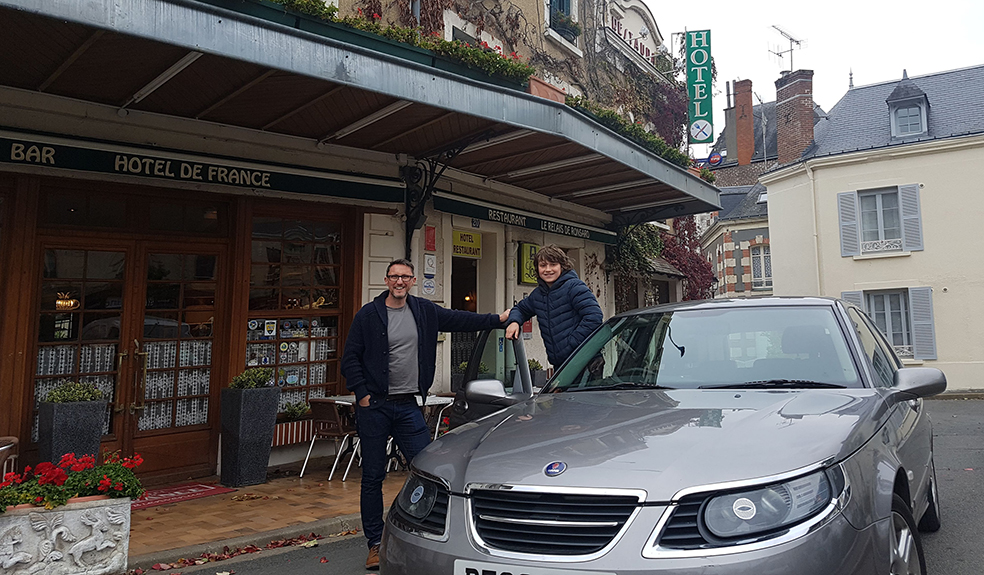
[37,381,108,464]
[550,10,581,43]
[528,358,548,388]
[221,368,280,487]
[0,451,144,573]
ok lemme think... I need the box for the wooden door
[31,240,226,478]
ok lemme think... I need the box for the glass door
[128,249,222,476]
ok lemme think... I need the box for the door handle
[113,349,128,413]
[131,339,149,414]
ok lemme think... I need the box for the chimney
[733,79,754,165]
[775,69,815,164]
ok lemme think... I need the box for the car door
[847,307,932,506]
[448,329,531,428]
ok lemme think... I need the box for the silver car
[381,298,945,575]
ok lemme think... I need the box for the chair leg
[299,434,319,478]
[328,434,350,481]
[343,438,361,482]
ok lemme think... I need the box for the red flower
[98,475,113,492]
[59,453,77,469]
[38,466,68,487]
[357,7,363,13]
[114,483,124,491]
[35,496,43,503]
[372,12,380,19]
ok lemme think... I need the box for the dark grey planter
[532,369,549,388]
[220,387,280,487]
[37,400,107,463]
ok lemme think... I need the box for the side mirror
[465,379,509,405]
[892,367,947,400]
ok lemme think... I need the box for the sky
[648,0,984,158]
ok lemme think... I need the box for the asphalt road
[174,399,984,575]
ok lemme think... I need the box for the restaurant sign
[433,192,617,245]
[686,30,713,144]
[0,130,404,202]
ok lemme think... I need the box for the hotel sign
[452,230,482,259]
[686,30,713,144]
[0,131,404,203]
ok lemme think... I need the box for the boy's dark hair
[534,245,575,273]
[386,258,415,275]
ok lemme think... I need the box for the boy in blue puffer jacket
[505,245,604,368]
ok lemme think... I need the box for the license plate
[453,559,614,575]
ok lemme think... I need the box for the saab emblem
[544,461,567,477]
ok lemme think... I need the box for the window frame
[750,245,772,289]
[866,290,913,359]
[858,188,903,253]
[889,100,928,139]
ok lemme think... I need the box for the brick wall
[775,69,815,165]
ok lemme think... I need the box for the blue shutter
[908,287,936,360]
[841,291,865,311]
[899,184,924,251]
[837,191,860,257]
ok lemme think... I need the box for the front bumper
[381,496,888,575]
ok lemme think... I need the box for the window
[867,291,911,358]
[750,245,772,288]
[859,189,902,253]
[846,308,897,387]
[841,287,936,361]
[837,185,922,257]
[895,106,922,135]
[549,0,579,44]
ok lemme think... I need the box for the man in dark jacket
[505,245,603,368]
[341,258,508,569]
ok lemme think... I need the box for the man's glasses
[386,274,415,282]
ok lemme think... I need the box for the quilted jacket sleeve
[506,293,536,326]
[566,280,604,350]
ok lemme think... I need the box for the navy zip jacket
[341,291,502,408]
[506,269,603,368]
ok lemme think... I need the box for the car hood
[415,388,891,500]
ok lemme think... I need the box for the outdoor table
[323,394,455,440]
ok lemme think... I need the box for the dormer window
[886,70,929,139]
[894,104,923,136]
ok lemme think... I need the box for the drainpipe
[505,228,517,310]
[806,162,825,295]
[411,0,420,24]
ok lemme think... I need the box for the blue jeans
[355,398,432,548]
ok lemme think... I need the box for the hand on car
[505,322,520,340]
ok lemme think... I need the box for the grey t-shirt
[387,305,419,395]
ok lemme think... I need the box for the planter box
[37,400,108,463]
[0,496,130,574]
[528,76,566,104]
[220,387,280,487]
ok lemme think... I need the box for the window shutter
[899,184,924,251]
[841,291,865,311]
[837,191,860,257]
[908,287,937,360]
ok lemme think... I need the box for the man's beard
[390,289,408,300]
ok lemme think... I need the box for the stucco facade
[762,134,984,389]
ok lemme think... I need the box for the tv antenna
[769,25,804,72]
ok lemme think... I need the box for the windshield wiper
[567,382,675,392]
[699,380,846,390]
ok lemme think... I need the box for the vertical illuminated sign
[686,30,713,144]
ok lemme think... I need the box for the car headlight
[703,470,832,539]
[397,473,439,520]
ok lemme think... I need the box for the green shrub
[459,361,491,373]
[44,381,103,403]
[230,368,275,389]
[282,401,310,421]
[528,358,544,371]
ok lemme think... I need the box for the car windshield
[544,305,863,392]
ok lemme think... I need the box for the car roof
[615,296,841,318]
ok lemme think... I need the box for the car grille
[471,489,639,555]
[392,488,450,536]
[658,494,710,549]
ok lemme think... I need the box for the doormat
[131,483,236,510]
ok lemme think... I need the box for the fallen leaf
[216,572,231,575]
[319,557,328,563]
[299,540,318,548]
